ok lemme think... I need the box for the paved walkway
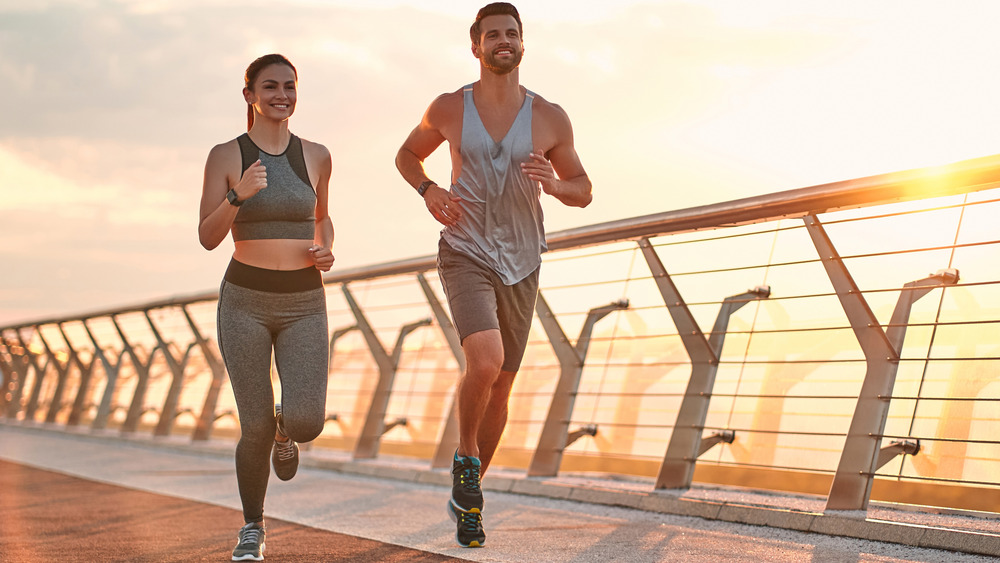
[1,421,998,562]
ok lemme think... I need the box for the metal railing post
[16,328,51,422]
[641,237,770,489]
[62,323,96,426]
[802,214,906,511]
[343,283,431,459]
[527,293,628,477]
[180,306,228,441]
[83,320,124,430]
[38,328,74,424]
[416,273,468,470]
[808,210,960,511]
[115,316,159,434]
[0,333,30,418]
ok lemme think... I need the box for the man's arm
[395,94,463,225]
[521,102,592,208]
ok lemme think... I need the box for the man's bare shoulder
[426,87,464,121]
[530,93,573,130]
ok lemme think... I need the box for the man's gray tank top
[441,84,546,285]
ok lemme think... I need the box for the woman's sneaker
[232,521,266,561]
[272,404,298,481]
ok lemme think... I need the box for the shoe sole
[447,500,485,547]
[232,542,265,561]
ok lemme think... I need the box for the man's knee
[466,351,504,380]
[463,330,505,378]
[493,370,516,392]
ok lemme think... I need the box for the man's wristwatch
[417,180,436,197]
[226,189,243,207]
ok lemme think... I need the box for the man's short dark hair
[470,3,523,44]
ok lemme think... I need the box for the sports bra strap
[236,133,258,175]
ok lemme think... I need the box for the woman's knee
[282,410,325,442]
[239,415,278,447]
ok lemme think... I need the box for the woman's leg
[218,282,277,523]
[272,288,329,443]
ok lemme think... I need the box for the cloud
[4,0,1000,325]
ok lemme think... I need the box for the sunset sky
[2,0,1000,325]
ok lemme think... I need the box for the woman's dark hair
[470,2,522,45]
[244,54,297,131]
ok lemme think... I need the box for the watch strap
[417,180,436,197]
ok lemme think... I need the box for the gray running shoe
[448,500,486,548]
[272,404,298,481]
[232,521,265,561]
[450,452,483,512]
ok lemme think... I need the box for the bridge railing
[2,154,999,514]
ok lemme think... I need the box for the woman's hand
[308,245,334,272]
[233,159,267,202]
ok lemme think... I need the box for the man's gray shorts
[437,239,539,373]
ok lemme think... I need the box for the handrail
[4,152,999,331]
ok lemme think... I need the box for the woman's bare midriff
[233,239,316,270]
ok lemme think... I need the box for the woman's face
[245,63,297,123]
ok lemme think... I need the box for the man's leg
[449,329,501,548]
[476,369,516,473]
[456,329,504,460]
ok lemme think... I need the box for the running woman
[199,54,335,561]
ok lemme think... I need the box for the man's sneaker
[232,521,265,561]
[448,500,486,548]
[450,452,483,512]
[272,404,298,481]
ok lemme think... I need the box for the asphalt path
[0,425,995,563]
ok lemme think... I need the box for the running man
[395,2,592,548]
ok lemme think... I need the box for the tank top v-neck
[231,133,316,241]
[441,84,546,285]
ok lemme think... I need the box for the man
[395,2,592,548]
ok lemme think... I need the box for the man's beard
[482,48,523,75]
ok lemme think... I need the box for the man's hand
[424,184,463,226]
[521,151,558,195]
[523,148,592,208]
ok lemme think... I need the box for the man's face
[474,14,523,75]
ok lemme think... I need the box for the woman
[199,53,334,562]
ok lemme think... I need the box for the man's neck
[476,68,522,105]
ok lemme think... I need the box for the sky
[2,0,1000,325]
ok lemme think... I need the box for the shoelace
[457,463,481,493]
[275,439,296,461]
[457,509,482,535]
[239,526,262,546]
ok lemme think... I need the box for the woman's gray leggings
[217,260,329,523]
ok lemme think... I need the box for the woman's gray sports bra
[231,133,316,241]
